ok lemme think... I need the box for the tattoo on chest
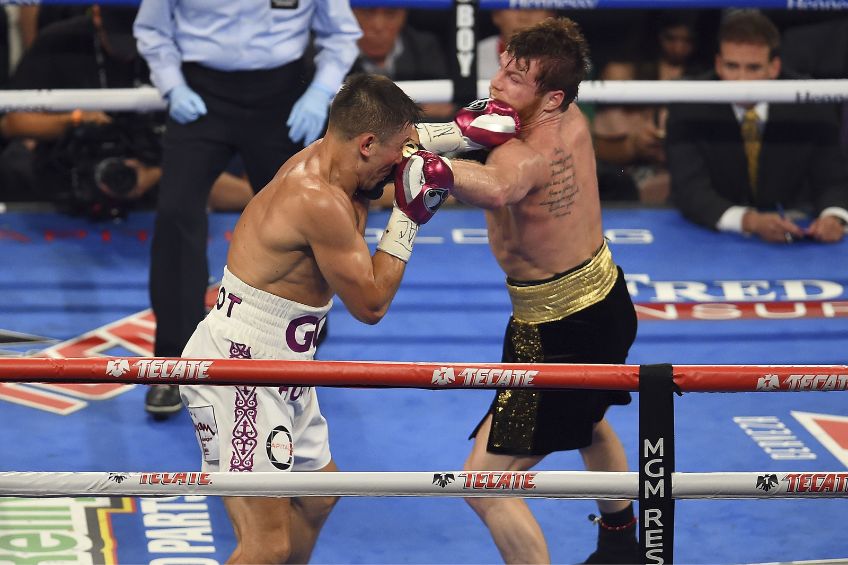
[538,148,577,217]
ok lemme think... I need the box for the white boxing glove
[415,98,521,155]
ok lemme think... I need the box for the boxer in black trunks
[477,244,636,458]
[417,18,640,564]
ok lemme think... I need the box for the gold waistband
[507,241,617,324]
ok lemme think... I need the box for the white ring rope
[1,79,846,112]
[0,87,167,112]
[576,79,848,104]
[0,470,845,499]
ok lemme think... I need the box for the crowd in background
[0,5,846,215]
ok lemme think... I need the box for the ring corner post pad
[638,363,675,564]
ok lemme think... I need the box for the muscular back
[226,145,368,308]
[486,105,604,281]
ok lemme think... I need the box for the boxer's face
[489,52,544,122]
[362,126,412,191]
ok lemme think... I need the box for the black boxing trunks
[471,240,638,455]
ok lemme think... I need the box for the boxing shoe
[145,384,183,420]
[581,512,640,565]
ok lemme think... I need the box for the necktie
[740,108,761,193]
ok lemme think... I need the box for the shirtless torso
[483,104,603,280]
[227,143,368,306]
[225,127,410,323]
[451,102,603,280]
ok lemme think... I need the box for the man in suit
[350,7,454,121]
[666,9,848,243]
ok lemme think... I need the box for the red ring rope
[0,358,845,392]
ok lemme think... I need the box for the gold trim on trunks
[507,240,617,324]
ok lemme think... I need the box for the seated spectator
[351,7,454,120]
[477,8,556,81]
[592,11,704,204]
[0,5,251,217]
[604,11,703,83]
[351,6,459,211]
[666,9,848,243]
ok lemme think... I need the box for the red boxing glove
[455,98,522,147]
[416,98,521,154]
[377,150,453,262]
[394,149,453,225]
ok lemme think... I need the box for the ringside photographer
[0,5,251,219]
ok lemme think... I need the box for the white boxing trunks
[180,266,332,473]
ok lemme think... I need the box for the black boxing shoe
[145,384,182,420]
[582,542,641,565]
[581,514,641,564]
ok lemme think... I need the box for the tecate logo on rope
[758,473,848,494]
[783,473,848,493]
[457,472,538,491]
[431,366,538,387]
[106,359,212,380]
[138,472,213,486]
[756,373,848,391]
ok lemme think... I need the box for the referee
[134,0,361,418]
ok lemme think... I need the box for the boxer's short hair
[329,73,422,141]
[506,16,590,109]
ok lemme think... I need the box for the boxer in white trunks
[177,73,455,564]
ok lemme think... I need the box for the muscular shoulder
[562,105,592,146]
[289,173,359,245]
[243,167,352,249]
[281,168,353,223]
[487,137,548,186]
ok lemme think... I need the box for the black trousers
[150,61,309,357]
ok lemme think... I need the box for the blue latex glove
[167,84,207,124]
[287,82,335,145]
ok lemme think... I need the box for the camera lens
[94,157,137,197]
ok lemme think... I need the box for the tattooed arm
[449,139,549,209]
